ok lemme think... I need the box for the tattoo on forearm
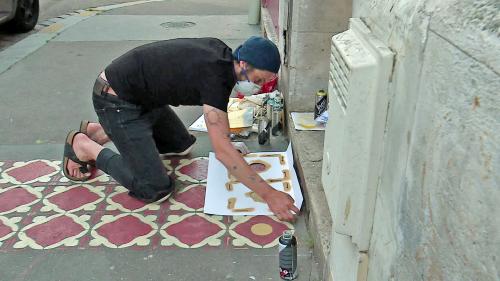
[204,108,221,125]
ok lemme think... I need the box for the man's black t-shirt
[105,38,236,112]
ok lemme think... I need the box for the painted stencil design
[204,146,302,216]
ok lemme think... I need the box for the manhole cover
[161,21,196,29]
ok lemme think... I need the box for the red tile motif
[229,216,293,248]
[169,184,206,211]
[42,185,104,213]
[110,192,147,211]
[165,216,218,244]
[90,214,157,248]
[175,157,209,183]
[106,186,161,212]
[0,220,11,238]
[0,216,19,246]
[161,214,226,248]
[26,216,84,247]
[14,214,89,249]
[1,160,59,184]
[0,185,42,215]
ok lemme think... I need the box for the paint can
[270,93,283,137]
[257,117,270,145]
[314,89,328,120]
[278,230,298,280]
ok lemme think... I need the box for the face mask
[234,80,261,96]
[234,67,262,96]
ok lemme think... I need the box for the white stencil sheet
[204,143,303,216]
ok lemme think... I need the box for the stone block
[288,31,332,73]
[291,0,351,33]
[429,0,499,74]
[286,68,329,112]
[285,31,332,111]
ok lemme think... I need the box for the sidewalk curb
[260,12,333,280]
[287,116,332,280]
[0,0,164,75]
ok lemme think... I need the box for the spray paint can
[278,230,298,280]
[271,94,283,136]
[257,117,270,145]
[314,89,328,120]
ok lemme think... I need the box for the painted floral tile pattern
[0,158,293,250]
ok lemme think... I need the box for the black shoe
[159,135,196,157]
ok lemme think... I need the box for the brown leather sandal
[62,130,91,182]
[79,120,96,166]
[79,120,90,135]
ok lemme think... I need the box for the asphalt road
[0,0,136,51]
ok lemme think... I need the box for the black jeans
[92,77,193,200]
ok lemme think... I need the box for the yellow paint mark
[251,223,273,236]
[245,191,265,203]
[472,96,480,110]
[279,155,286,165]
[79,11,97,17]
[232,208,255,212]
[283,182,291,192]
[227,197,236,209]
[298,122,316,128]
[243,154,259,158]
[40,23,64,33]
[282,170,290,180]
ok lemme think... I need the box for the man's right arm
[203,104,298,221]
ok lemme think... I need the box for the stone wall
[281,0,351,112]
[352,0,500,280]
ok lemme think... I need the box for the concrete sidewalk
[0,1,319,280]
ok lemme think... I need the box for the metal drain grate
[161,21,196,29]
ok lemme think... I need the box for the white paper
[188,115,208,132]
[286,143,303,209]
[291,112,326,131]
[204,143,303,216]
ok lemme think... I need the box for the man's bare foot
[86,122,110,145]
[66,133,103,179]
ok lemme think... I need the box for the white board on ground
[204,143,303,216]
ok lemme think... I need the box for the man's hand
[232,142,250,155]
[263,189,300,222]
